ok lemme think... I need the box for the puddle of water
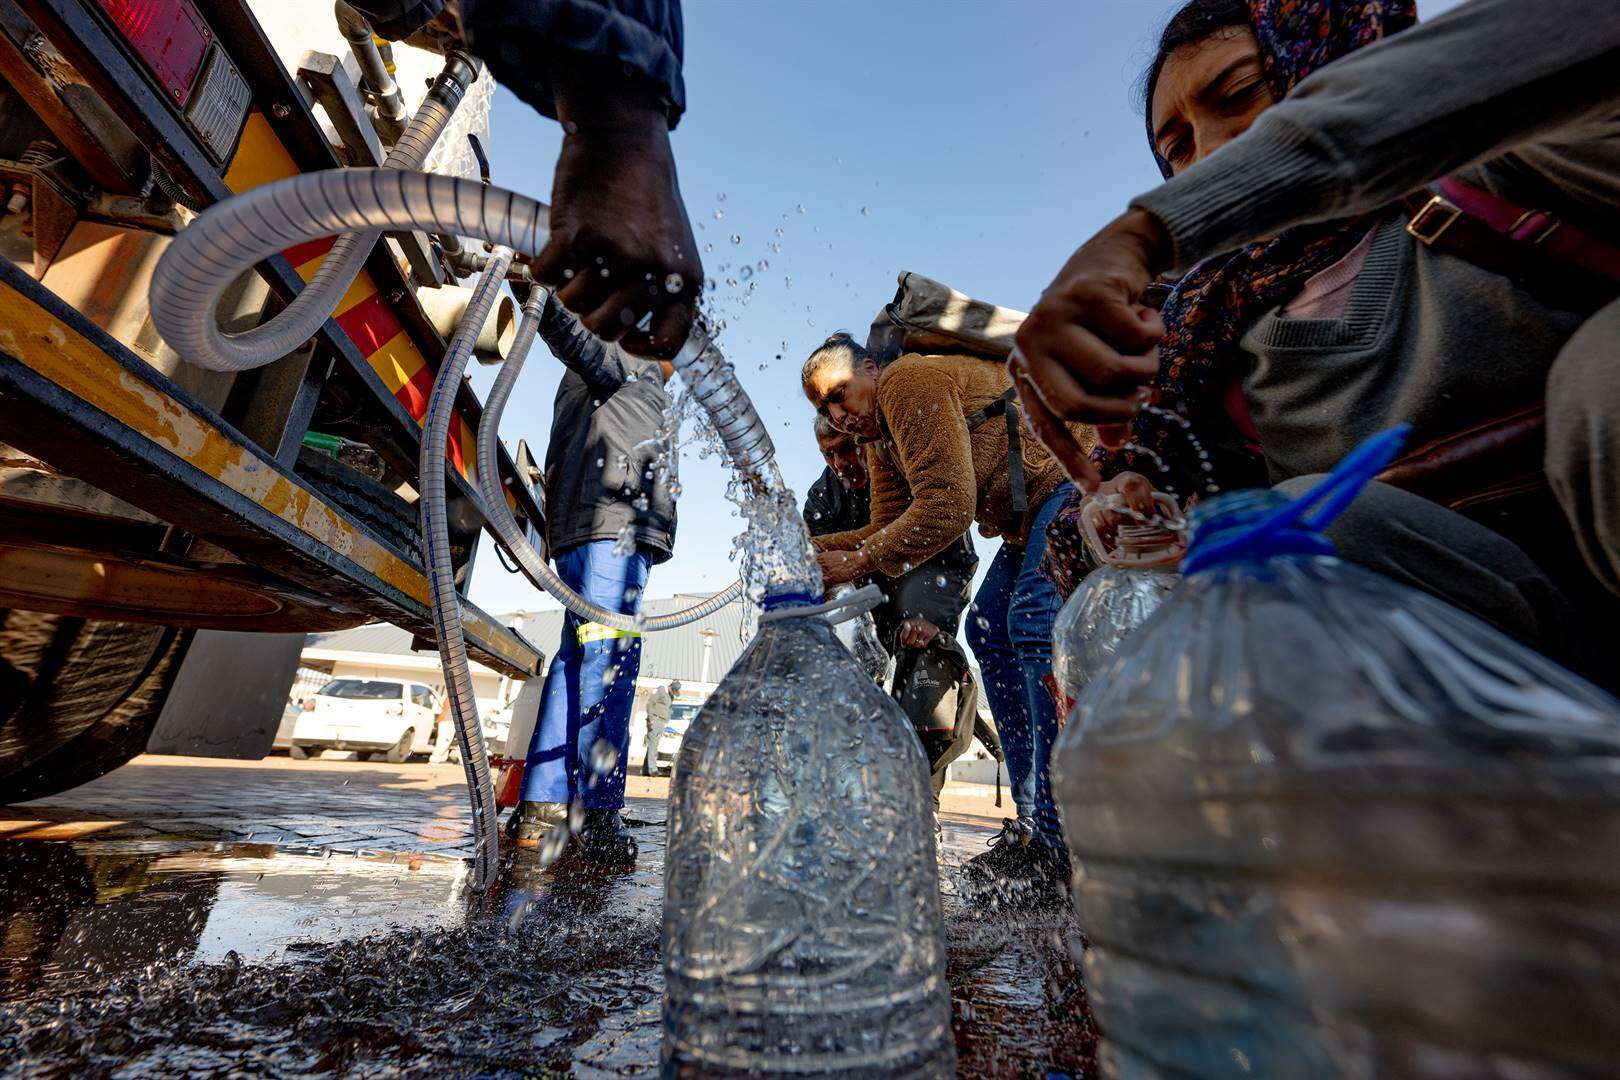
[0,804,1093,1078]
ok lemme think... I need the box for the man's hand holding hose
[530,53,702,360]
[349,0,704,361]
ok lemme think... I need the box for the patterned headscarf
[1041,0,1416,596]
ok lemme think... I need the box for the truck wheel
[0,615,192,803]
[382,729,414,764]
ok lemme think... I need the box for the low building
[294,592,747,762]
[292,591,1000,786]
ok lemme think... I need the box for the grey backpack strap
[965,388,1027,515]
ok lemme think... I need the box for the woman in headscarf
[1022,0,1620,682]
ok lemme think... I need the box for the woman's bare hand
[1012,208,1172,487]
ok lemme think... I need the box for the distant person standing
[642,681,678,776]
[804,332,1090,907]
[507,295,676,865]
[429,692,456,765]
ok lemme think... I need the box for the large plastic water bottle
[662,592,955,1077]
[1056,428,1620,1078]
[1051,491,1182,705]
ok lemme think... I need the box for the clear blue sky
[468,0,1461,618]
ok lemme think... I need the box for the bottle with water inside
[1056,428,1620,1078]
[830,584,892,685]
[662,589,955,1077]
[1051,490,1182,705]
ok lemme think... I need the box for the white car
[289,677,438,762]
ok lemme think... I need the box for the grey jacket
[1135,0,1620,266]
[352,0,685,125]
[1131,0,1620,488]
[539,297,676,561]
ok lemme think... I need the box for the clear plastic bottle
[830,585,892,685]
[1051,491,1182,705]
[1056,438,1620,1078]
[662,601,955,1077]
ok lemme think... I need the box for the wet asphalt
[0,759,1094,1078]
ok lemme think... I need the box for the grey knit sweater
[1131,0,1620,484]
[1135,0,1620,267]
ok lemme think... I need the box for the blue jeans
[519,541,651,809]
[965,485,1072,850]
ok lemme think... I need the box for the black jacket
[352,0,686,126]
[804,467,870,538]
[539,298,675,561]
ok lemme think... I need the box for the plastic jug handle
[1181,425,1410,574]
[1080,491,1184,568]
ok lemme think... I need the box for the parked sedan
[289,678,438,763]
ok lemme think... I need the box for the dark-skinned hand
[529,56,701,360]
[1010,207,1172,490]
[898,616,940,650]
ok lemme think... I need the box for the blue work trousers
[964,485,1073,850]
[519,541,651,809]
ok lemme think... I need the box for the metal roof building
[303,590,749,689]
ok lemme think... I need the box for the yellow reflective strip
[577,622,642,645]
[0,281,541,675]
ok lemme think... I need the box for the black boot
[567,808,638,867]
[960,818,1070,912]
[504,800,568,844]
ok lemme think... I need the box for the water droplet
[796,203,807,214]
[538,823,569,867]
[562,268,575,280]
[860,206,870,216]
[757,259,769,272]
[664,273,684,294]
[716,192,726,202]
[589,739,618,776]
[739,265,753,281]
[713,208,724,220]
[730,234,742,245]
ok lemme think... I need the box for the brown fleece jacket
[815,353,1093,578]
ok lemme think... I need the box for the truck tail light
[96,0,211,106]
[97,0,247,163]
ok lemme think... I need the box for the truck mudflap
[0,257,541,680]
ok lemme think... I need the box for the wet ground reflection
[0,799,1093,1077]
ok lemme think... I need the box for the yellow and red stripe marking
[223,111,477,476]
[0,278,537,675]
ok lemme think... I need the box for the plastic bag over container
[1055,428,1620,1079]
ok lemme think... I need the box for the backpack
[866,272,1032,512]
